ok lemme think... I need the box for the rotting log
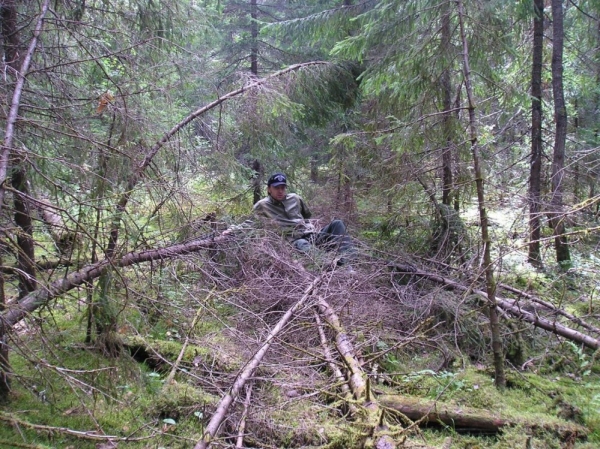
[194,275,325,449]
[379,395,587,440]
[388,263,600,350]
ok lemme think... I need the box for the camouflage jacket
[253,193,316,241]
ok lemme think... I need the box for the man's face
[268,184,287,201]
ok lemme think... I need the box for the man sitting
[252,172,353,265]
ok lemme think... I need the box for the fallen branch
[0,233,233,330]
[389,263,600,350]
[235,385,252,448]
[413,257,600,336]
[314,310,358,416]
[164,293,208,385]
[316,296,399,448]
[0,411,156,442]
[194,274,325,449]
[497,282,600,336]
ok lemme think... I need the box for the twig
[164,290,212,385]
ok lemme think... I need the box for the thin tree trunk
[0,0,50,403]
[0,249,9,402]
[441,2,454,207]
[0,0,50,210]
[250,0,258,76]
[550,0,570,264]
[456,0,506,389]
[528,0,544,266]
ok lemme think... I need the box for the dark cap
[267,172,287,187]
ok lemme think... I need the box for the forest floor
[0,207,600,449]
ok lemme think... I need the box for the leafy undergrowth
[0,231,599,448]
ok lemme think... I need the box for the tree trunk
[0,0,50,403]
[0,249,9,402]
[11,163,37,298]
[250,159,263,205]
[250,0,258,76]
[528,0,544,266]
[550,0,570,264]
[440,2,454,207]
[456,0,505,389]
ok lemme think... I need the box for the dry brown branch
[194,274,326,449]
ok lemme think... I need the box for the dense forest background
[1,0,600,448]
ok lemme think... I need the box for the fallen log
[389,263,600,350]
[379,395,587,440]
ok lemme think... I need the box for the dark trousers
[293,219,352,254]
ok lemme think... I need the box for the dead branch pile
[158,233,591,447]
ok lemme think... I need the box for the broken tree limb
[379,395,587,440]
[316,296,399,449]
[0,233,235,330]
[194,274,325,449]
[314,310,358,416]
[389,263,600,350]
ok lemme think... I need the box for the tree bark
[528,0,544,266]
[550,0,570,264]
[456,0,506,389]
